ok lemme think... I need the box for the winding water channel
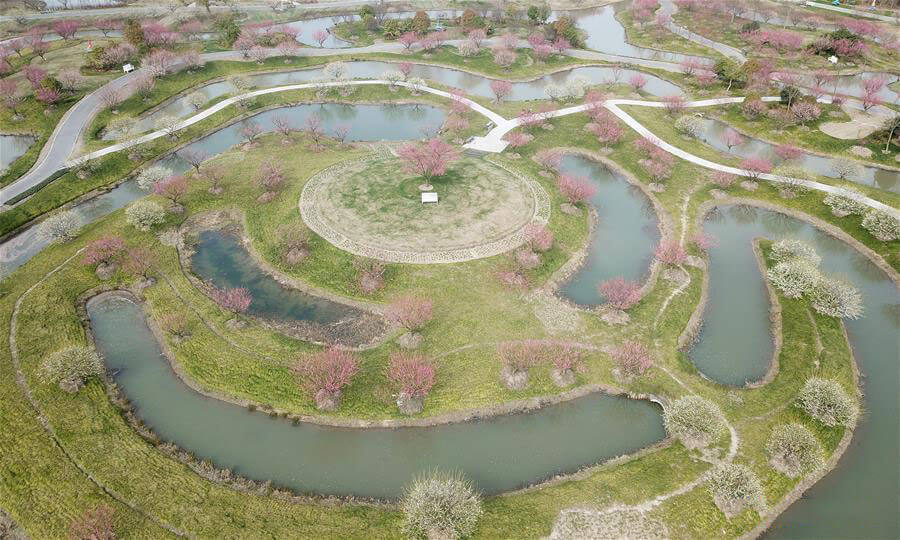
[87,293,666,499]
[556,154,659,306]
[109,61,682,139]
[696,205,899,538]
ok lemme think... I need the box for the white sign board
[421,192,438,204]
[123,63,135,73]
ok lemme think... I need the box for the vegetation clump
[664,395,727,449]
[861,210,900,242]
[810,277,863,320]
[125,200,166,232]
[401,470,482,540]
[39,346,104,393]
[706,463,765,517]
[38,210,81,243]
[766,423,824,478]
[796,378,857,428]
[823,190,866,218]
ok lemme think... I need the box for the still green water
[88,294,665,499]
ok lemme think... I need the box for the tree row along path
[0,49,896,219]
[803,0,900,23]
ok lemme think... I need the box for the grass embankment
[615,9,724,60]
[711,103,899,169]
[671,9,899,71]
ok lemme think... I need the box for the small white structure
[828,55,838,64]
[421,192,438,204]
[122,63,135,73]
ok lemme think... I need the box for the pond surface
[697,117,899,193]
[1,104,444,279]
[190,230,356,325]
[0,134,36,173]
[693,205,899,537]
[87,293,666,499]
[556,154,660,306]
[113,62,681,139]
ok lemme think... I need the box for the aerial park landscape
[0,0,897,537]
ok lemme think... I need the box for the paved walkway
[477,95,899,217]
[658,0,748,63]
[804,1,900,23]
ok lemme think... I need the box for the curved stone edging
[299,154,551,264]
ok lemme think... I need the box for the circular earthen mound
[300,155,550,263]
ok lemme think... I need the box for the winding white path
[477,95,899,217]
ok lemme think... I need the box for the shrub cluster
[823,189,867,218]
[401,470,483,540]
[861,209,900,242]
[674,115,703,138]
[39,346,104,393]
[766,423,824,478]
[663,395,727,449]
[796,378,858,427]
[706,463,766,517]
[125,200,166,232]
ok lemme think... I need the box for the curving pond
[0,134,36,173]
[556,154,660,306]
[188,229,385,346]
[87,292,666,499]
[692,205,899,538]
[1,104,445,279]
[697,117,900,193]
[111,62,682,139]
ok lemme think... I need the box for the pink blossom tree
[0,79,23,116]
[256,161,285,195]
[536,149,563,171]
[523,223,553,252]
[36,87,62,106]
[24,65,47,88]
[628,73,647,92]
[490,79,513,102]
[144,49,177,77]
[387,351,435,406]
[398,61,414,79]
[860,77,885,111]
[598,277,641,310]
[81,236,126,267]
[709,170,737,187]
[293,347,359,410]
[468,29,486,49]
[692,232,717,251]
[611,340,652,377]
[723,129,745,151]
[740,157,773,179]
[385,296,434,332]
[53,20,79,40]
[398,31,418,51]
[355,258,385,294]
[313,29,328,47]
[587,121,624,148]
[557,174,596,205]
[774,144,803,161]
[210,287,252,313]
[153,175,188,208]
[504,131,533,148]
[123,247,154,279]
[397,138,460,181]
[655,240,687,265]
[663,95,686,115]
[241,120,262,143]
[498,340,543,389]
[305,113,324,148]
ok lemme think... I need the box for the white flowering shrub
[796,378,858,427]
[457,40,478,57]
[770,239,820,265]
[39,346,103,393]
[136,165,172,191]
[401,470,482,540]
[830,159,862,181]
[125,200,166,232]
[823,189,866,217]
[664,395,727,449]
[861,209,899,242]
[766,423,824,478]
[564,76,590,100]
[38,210,81,243]
[544,83,568,101]
[706,463,766,517]
[767,259,821,298]
[811,276,863,319]
[323,61,349,82]
[674,115,703,138]
[382,70,404,86]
